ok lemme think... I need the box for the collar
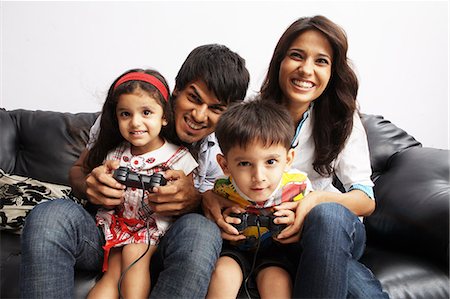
[198,133,218,153]
[292,103,313,148]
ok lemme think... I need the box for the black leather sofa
[1,108,449,299]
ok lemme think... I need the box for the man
[20,44,250,298]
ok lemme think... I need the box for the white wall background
[1,1,448,149]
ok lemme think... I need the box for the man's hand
[201,191,245,241]
[146,170,201,216]
[85,160,125,208]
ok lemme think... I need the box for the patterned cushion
[0,169,85,234]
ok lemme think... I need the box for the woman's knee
[306,202,353,226]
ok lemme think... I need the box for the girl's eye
[143,110,151,116]
[119,111,130,117]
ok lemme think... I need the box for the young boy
[206,98,313,298]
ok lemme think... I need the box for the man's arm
[146,170,202,216]
[68,149,90,199]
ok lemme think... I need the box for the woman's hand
[146,170,201,216]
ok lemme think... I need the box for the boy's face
[217,141,295,202]
[173,80,227,144]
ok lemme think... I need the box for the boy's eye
[238,161,251,167]
[267,159,277,165]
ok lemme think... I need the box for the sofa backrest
[0,109,99,186]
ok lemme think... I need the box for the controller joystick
[113,166,167,191]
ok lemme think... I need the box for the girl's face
[116,89,167,155]
[279,29,333,119]
[217,141,294,203]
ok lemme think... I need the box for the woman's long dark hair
[84,68,179,172]
[261,15,358,176]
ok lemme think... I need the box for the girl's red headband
[113,72,169,101]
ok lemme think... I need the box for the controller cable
[118,174,152,299]
[243,218,262,299]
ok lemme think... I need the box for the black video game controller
[113,166,167,191]
[229,212,287,237]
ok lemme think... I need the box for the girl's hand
[86,160,125,208]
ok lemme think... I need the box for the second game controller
[229,212,287,237]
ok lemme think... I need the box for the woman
[260,15,387,298]
[204,15,389,298]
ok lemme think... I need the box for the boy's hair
[215,96,295,156]
[174,44,250,105]
[85,68,176,172]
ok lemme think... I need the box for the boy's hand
[273,193,320,243]
[221,207,247,241]
[271,208,296,243]
[85,160,125,209]
[146,170,200,216]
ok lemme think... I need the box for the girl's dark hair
[215,96,295,156]
[84,68,178,172]
[260,15,358,176]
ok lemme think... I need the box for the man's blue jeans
[20,198,222,298]
[292,202,389,298]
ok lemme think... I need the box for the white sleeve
[86,115,101,150]
[171,152,199,176]
[334,112,374,192]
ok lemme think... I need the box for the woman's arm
[275,189,374,243]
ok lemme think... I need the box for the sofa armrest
[365,147,449,266]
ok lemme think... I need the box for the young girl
[85,69,198,299]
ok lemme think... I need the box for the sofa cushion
[0,169,85,234]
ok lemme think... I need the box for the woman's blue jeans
[292,202,389,298]
[20,198,222,298]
